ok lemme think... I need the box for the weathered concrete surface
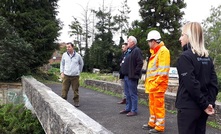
[22,76,112,134]
[85,79,221,125]
[0,82,23,104]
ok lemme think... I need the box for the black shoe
[149,129,164,134]
[142,124,154,130]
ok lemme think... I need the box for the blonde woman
[176,22,218,134]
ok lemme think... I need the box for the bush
[31,68,60,83]
[217,75,221,92]
[50,63,60,69]
[0,104,45,134]
[0,16,34,82]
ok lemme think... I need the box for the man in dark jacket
[120,36,143,116]
[118,43,128,104]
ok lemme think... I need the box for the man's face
[148,40,154,49]
[121,45,127,52]
[127,38,134,48]
[66,44,74,53]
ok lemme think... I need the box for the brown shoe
[74,102,80,107]
[126,112,137,117]
[117,98,126,104]
[119,110,130,114]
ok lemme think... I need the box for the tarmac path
[46,83,221,134]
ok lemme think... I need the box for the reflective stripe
[149,115,156,122]
[147,65,170,71]
[150,115,156,118]
[158,65,170,69]
[146,71,169,77]
[155,118,165,126]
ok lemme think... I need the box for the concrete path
[46,83,221,134]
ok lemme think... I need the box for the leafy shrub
[0,104,45,134]
[217,74,221,92]
[50,63,60,69]
[0,16,34,82]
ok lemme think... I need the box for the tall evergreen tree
[0,0,61,71]
[129,0,186,65]
[69,17,83,55]
[0,16,34,81]
[114,0,131,43]
[86,4,119,72]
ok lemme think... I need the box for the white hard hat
[146,30,161,41]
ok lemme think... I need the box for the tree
[0,16,34,81]
[0,0,61,71]
[86,1,119,72]
[69,17,83,55]
[203,5,221,74]
[129,0,186,65]
[114,0,131,45]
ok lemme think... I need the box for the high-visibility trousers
[148,92,165,131]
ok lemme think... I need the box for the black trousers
[177,108,208,134]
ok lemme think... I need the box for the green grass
[207,121,221,129]
[217,92,221,102]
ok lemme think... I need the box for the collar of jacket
[182,43,191,51]
[149,41,164,60]
[67,51,76,58]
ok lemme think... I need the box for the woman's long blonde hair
[182,22,209,57]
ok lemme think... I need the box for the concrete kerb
[22,76,113,134]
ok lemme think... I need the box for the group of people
[118,22,218,134]
[59,22,218,134]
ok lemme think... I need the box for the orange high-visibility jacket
[145,42,170,93]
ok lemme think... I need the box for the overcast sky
[56,0,221,43]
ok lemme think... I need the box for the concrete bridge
[21,76,221,134]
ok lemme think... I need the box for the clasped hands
[204,104,215,115]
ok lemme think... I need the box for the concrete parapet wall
[84,79,221,125]
[22,76,113,134]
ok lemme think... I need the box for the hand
[61,73,64,79]
[204,104,215,115]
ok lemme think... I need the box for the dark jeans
[177,108,208,134]
[61,75,79,102]
[124,76,138,113]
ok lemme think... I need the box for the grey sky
[57,0,221,43]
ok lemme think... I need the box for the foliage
[50,62,60,69]
[129,0,186,65]
[69,17,83,55]
[79,72,116,86]
[0,0,61,71]
[203,5,221,74]
[113,0,131,39]
[0,16,34,81]
[31,69,59,84]
[84,5,120,72]
[0,104,45,134]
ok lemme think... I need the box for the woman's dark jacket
[175,44,218,110]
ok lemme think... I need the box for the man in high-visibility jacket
[143,30,170,134]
